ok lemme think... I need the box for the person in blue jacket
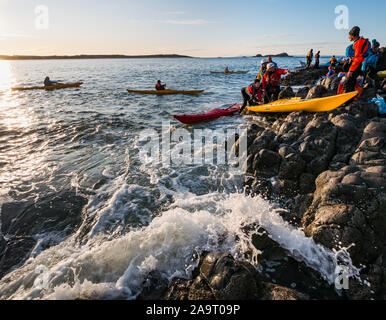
[363,39,381,88]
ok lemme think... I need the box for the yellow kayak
[127,89,204,95]
[210,71,249,74]
[12,82,83,91]
[247,91,358,113]
[377,71,386,78]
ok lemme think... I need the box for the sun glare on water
[0,60,13,87]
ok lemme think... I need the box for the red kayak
[173,104,240,125]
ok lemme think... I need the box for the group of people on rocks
[240,56,290,112]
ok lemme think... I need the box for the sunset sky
[0,0,385,57]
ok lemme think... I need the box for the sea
[0,56,356,300]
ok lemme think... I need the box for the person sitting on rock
[155,80,166,90]
[326,66,336,78]
[261,63,290,103]
[240,78,262,113]
[306,49,313,68]
[343,26,370,93]
[314,51,321,69]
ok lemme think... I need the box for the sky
[0,0,385,57]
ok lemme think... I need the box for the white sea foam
[0,192,360,300]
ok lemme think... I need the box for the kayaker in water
[240,78,262,113]
[225,67,229,73]
[44,76,58,86]
[306,49,313,68]
[261,63,290,103]
[314,51,320,69]
[256,59,268,81]
[155,80,166,90]
[343,26,370,93]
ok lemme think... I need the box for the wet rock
[295,87,310,99]
[306,85,328,99]
[0,190,87,278]
[272,179,298,198]
[282,68,329,86]
[252,228,340,299]
[278,86,295,100]
[261,283,310,300]
[298,173,316,195]
[248,129,277,155]
[167,252,263,300]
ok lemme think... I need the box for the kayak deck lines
[127,89,204,95]
[247,91,358,113]
[12,82,83,91]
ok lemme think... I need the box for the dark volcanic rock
[0,190,87,278]
[306,85,328,99]
[166,252,263,300]
[278,86,295,99]
[295,87,310,99]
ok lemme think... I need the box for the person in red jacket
[261,63,290,103]
[240,78,262,113]
[155,80,166,90]
[343,26,370,93]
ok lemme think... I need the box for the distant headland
[255,53,293,57]
[0,54,193,61]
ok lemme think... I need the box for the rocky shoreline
[139,51,386,301]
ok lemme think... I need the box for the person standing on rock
[261,63,290,103]
[314,51,320,69]
[306,49,313,68]
[256,59,268,81]
[343,26,371,93]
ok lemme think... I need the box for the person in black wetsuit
[240,79,262,113]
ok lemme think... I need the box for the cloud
[257,33,295,39]
[0,33,34,40]
[160,19,215,25]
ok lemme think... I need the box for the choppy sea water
[0,57,357,300]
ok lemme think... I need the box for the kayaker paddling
[44,76,59,86]
[155,80,166,91]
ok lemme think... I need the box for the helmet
[261,59,267,65]
[267,63,276,69]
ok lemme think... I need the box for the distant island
[255,53,293,57]
[0,54,193,60]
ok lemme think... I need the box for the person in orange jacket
[343,26,370,93]
[261,63,290,103]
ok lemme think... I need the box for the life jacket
[155,83,164,90]
[350,37,371,72]
[247,84,262,102]
[307,51,313,59]
[261,68,288,90]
